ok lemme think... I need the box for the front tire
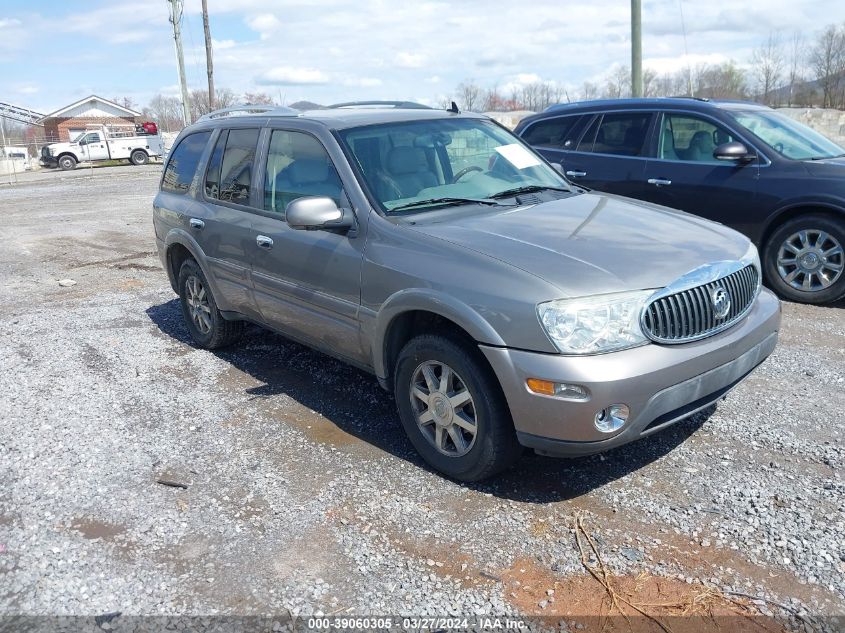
[177,259,243,349]
[394,335,521,481]
[764,214,845,304]
[58,155,77,171]
[130,150,148,166]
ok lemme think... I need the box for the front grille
[41,146,51,158]
[642,265,759,343]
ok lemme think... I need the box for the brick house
[39,95,141,142]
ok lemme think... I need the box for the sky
[1,0,844,114]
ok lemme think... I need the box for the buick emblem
[710,286,731,319]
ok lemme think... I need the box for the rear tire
[394,334,521,481]
[764,214,845,304]
[177,259,243,349]
[58,155,76,171]
[130,150,149,166]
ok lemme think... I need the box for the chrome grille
[642,265,759,343]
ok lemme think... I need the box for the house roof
[40,95,141,120]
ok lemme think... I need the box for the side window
[522,116,580,149]
[588,112,652,156]
[264,130,344,215]
[576,115,600,152]
[88,133,101,143]
[161,131,212,194]
[204,130,227,199]
[216,128,260,204]
[659,114,736,163]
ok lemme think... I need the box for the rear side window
[577,112,652,157]
[215,128,260,204]
[162,131,211,193]
[522,116,580,149]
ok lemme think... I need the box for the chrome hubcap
[185,275,212,334]
[777,229,843,292]
[410,361,477,457]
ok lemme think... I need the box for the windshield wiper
[386,197,508,214]
[489,184,571,199]
[809,153,845,160]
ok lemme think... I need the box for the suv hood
[408,192,751,297]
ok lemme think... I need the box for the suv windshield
[729,110,845,160]
[338,118,569,214]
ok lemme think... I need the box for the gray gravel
[0,166,843,630]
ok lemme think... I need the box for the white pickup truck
[40,124,164,171]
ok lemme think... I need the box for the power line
[678,0,693,96]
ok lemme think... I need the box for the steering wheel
[451,165,483,183]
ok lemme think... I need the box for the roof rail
[196,104,299,122]
[327,100,432,110]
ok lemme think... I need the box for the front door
[641,112,760,236]
[556,111,655,198]
[80,132,109,161]
[250,128,367,364]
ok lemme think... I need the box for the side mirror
[713,141,755,162]
[78,138,87,146]
[285,196,353,232]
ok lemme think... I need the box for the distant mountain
[288,100,324,111]
[767,71,845,107]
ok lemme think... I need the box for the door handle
[647,178,672,186]
[256,235,274,249]
[565,170,587,178]
[189,218,204,230]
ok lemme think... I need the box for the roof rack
[196,104,299,122]
[327,100,432,110]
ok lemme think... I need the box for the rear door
[640,111,760,233]
[557,111,656,197]
[249,127,368,365]
[193,127,262,318]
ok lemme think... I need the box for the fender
[371,287,507,380]
[163,229,234,312]
[57,151,79,163]
[761,195,845,240]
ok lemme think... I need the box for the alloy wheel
[185,275,212,334]
[776,229,844,292]
[409,360,478,457]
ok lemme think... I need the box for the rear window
[521,116,580,149]
[162,131,211,194]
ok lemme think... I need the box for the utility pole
[201,0,215,111]
[167,0,191,125]
[631,0,643,98]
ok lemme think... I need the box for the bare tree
[188,87,238,120]
[455,80,482,112]
[751,31,785,105]
[785,31,807,106]
[602,66,631,99]
[580,81,599,101]
[809,24,845,108]
[111,96,137,110]
[143,94,183,133]
[242,92,276,105]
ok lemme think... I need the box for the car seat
[687,130,716,162]
[383,146,438,199]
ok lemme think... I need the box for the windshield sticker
[494,143,542,169]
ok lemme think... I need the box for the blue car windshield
[338,117,569,214]
[730,110,845,160]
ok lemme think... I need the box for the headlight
[538,290,654,354]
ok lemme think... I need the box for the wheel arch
[56,152,78,164]
[373,289,507,391]
[760,201,845,252]
[163,230,229,309]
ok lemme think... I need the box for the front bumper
[480,288,781,457]
[39,157,57,167]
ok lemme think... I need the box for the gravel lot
[0,166,843,631]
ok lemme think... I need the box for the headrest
[387,146,425,175]
[287,159,329,184]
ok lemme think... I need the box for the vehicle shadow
[146,299,710,503]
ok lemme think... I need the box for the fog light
[527,379,589,401]
[594,404,629,433]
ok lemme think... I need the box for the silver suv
[153,104,781,481]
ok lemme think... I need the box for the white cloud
[213,39,237,50]
[257,66,329,86]
[395,52,426,69]
[342,77,383,88]
[425,75,441,84]
[246,13,282,39]
[0,18,22,28]
[14,83,39,95]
